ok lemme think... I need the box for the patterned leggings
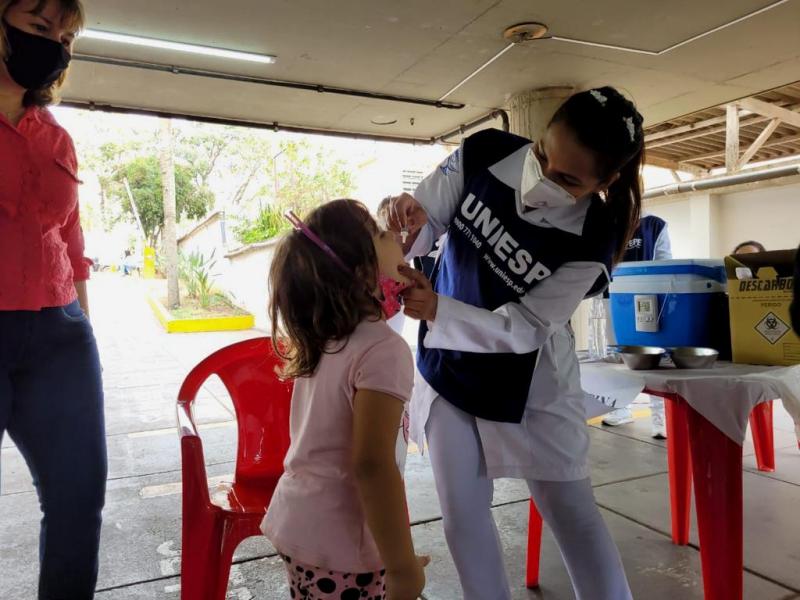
[280,555,386,599]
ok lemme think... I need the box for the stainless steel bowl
[617,346,666,370]
[671,347,718,369]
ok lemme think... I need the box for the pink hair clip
[284,210,352,273]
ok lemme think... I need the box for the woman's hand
[385,193,428,252]
[399,265,437,321]
[386,555,430,600]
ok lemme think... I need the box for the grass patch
[164,294,249,320]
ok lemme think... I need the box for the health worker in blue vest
[603,214,672,438]
[387,87,643,600]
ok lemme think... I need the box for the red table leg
[664,394,692,545]
[749,400,775,472]
[686,404,744,600]
[526,499,543,589]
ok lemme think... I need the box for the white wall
[645,178,800,260]
[178,212,227,260]
[645,198,693,258]
[220,242,278,331]
[715,183,800,256]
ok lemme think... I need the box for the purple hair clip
[284,210,352,273]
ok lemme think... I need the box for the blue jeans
[0,301,107,599]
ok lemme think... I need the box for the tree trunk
[160,118,180,309]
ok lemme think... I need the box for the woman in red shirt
[1,1,107,598]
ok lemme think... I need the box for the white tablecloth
[581,360,800,444]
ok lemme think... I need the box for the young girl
[387,87,643,599]
[262,199,428,600]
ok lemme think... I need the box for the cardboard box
[725,250,800,366]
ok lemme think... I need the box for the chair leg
[526,498,543,589]
[749,401,775,472]
[181,511,224,600]
[213,518,264,600]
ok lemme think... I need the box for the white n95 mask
[521,149,578,209]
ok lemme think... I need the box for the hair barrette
[623,116,636,142]
[284,210,352,273]
[589,89,608,106]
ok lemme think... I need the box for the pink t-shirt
[262,319,414,573]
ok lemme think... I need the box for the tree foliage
[111,156,214,247]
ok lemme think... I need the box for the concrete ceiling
[63,0,800,141]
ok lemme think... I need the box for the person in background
[733,240,766,254]
[1,1,107,598]
[377,196,409,335]
[603,214,672,438]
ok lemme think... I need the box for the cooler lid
[612,259,727,282]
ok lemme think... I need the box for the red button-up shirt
[0,106,91,311]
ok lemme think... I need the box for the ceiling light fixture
[438,0,790,101]
[81,29,277,64]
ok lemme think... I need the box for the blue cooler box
[609,259,729,351]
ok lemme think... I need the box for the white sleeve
[653,225,673,260]
[414,144,465,240]
[423,262,604,354]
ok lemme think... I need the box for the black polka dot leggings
[280,555,386,599]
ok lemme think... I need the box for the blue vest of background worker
[602,214,672,438]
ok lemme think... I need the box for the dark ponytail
[549,86,644,264]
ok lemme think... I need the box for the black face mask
[2,20,71,90]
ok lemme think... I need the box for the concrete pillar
[507,86,575,141]
[689,193,720,258]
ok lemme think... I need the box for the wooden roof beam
[645,155,708,176]
[737,118,781,170]
[738,97,800,129]
[646,101,800,147]
[682,132,800,162]
[726,104,740,173]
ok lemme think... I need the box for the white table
[578,359,800,600]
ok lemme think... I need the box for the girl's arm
[401,261,605,354]
[352,389,426,599]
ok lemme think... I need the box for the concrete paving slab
[103,384,232,437]
[405,426,669,524]
[744,443,800,486]
[2,419,238,496]
[0,463,276,598]
[412,501,794,600]
[594,470,800,592]
[93,556,289,599]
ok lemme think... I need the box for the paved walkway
[2,273,800,599]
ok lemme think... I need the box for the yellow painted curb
[147,294,255,333]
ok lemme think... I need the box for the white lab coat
[407,141,609,481]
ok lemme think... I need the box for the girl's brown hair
[0,0,85,107]
[549,86,644,264]
[269,199,383,379]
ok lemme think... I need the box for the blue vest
[418,129,615,423]
[623,215,666,262]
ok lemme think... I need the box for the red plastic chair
[177,337,293,600]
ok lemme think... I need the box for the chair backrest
[178,337,293,486]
